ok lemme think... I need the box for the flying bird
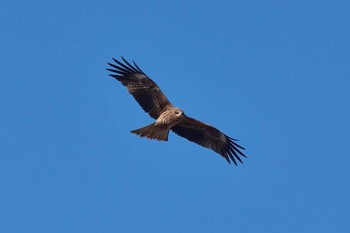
[106,57,246,165]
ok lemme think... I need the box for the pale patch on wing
[220,133,227,143]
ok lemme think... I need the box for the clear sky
[1,0,349,232]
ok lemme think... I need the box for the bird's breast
[155,109,183,129]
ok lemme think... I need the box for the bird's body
[154,107,185,128]
[107,57,246,165]
[132,107,185,141]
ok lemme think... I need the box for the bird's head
[174,108,184,117]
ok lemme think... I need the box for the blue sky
[1,0,349,232]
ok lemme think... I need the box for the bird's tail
[131,123,169,141]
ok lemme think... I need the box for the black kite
[107,57,246,165]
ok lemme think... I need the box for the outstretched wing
[171,116,246,165]
[107,57,173,119]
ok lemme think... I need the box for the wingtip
[112,57,118,63]
[226,134,247,165]
[224,156,231,164]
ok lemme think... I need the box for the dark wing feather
[107,57,173,119]
[171,116,246,165]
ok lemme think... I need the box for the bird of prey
[106,57,246,165]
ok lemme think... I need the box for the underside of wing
[171,116,246,165]
[107,57,173,119]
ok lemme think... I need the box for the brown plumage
[107,57,247,165]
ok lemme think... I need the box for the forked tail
[131,123,169,141]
